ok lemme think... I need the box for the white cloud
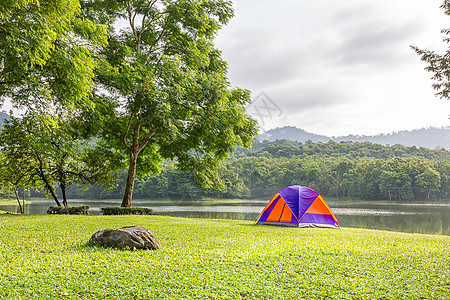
[216,0,450,136]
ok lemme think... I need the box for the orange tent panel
[305,195,332,215]
[267,199,285,222]
[256,194,280,221]
[279,204,294,222]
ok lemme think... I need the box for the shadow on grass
[75,240,161,252]
[239,223,260,227]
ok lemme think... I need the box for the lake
[1,198,449,236]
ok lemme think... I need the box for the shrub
[100,207,154,215]
[47,206,90,215]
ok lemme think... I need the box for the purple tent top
[257,185,340,228]
[278,185,319,219]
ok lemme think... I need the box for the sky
[2,0,448,137]
[215,0,450,136]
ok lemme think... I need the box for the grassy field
[0,215,448,299]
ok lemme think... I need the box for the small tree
[0,114,112,207]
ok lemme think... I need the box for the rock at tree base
[91,226,160,250]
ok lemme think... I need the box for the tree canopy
[0,114,112,207]
[0,0,107,112]
[84,0,258,207]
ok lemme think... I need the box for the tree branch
[138,130,155,153]
[140,1,161,35]
[136,15,146,55]
[64,170,96,185]
[127,0,137,38]
[11,168,34,187]
[146,15,171,64]
[36,154,61,206]
[121,113,136,152]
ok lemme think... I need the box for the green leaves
[412,0,450,100]
[0,114,113,206]
[0,0,108,112]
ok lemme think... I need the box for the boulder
[91,226,160,250]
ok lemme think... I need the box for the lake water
[1,199,449,236]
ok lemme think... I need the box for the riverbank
[0,214,448,299]
[2,198,449,236]
[0,199,20,204]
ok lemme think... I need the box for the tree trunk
[46,183,61,207]
[37,158,61,206]
[60,182,68,207]
[58,157,68,207]
[14,188,24,214]
[120,119,154,207]
[22,189,25,214]
[121,150,139,207]
[41,172,61,206]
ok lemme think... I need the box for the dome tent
[256,185,339,228]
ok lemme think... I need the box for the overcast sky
[215,0,450,136]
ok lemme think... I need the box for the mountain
[257,126,450,149]
[258,126,329,143]
[0,110,10,127]
[1,111,449,149]
[334,128,450,149]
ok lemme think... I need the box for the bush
[47,206,89,215]
[100,207,154,215]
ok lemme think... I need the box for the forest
[7,139,447,202]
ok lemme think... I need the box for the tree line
[19,140,449,202]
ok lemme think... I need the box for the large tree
[0,0,107,111]
[412,0,450,101]
[84,0,258,207]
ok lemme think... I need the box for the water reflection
[337,214,449,236]
[0,199,449,236]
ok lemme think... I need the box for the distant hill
[257,126,450,149]
[1,112,449,149]
[0,110,10,127]
[258,126,329,143]
[334,128,450,149]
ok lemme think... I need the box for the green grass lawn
[0,215,448,299]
